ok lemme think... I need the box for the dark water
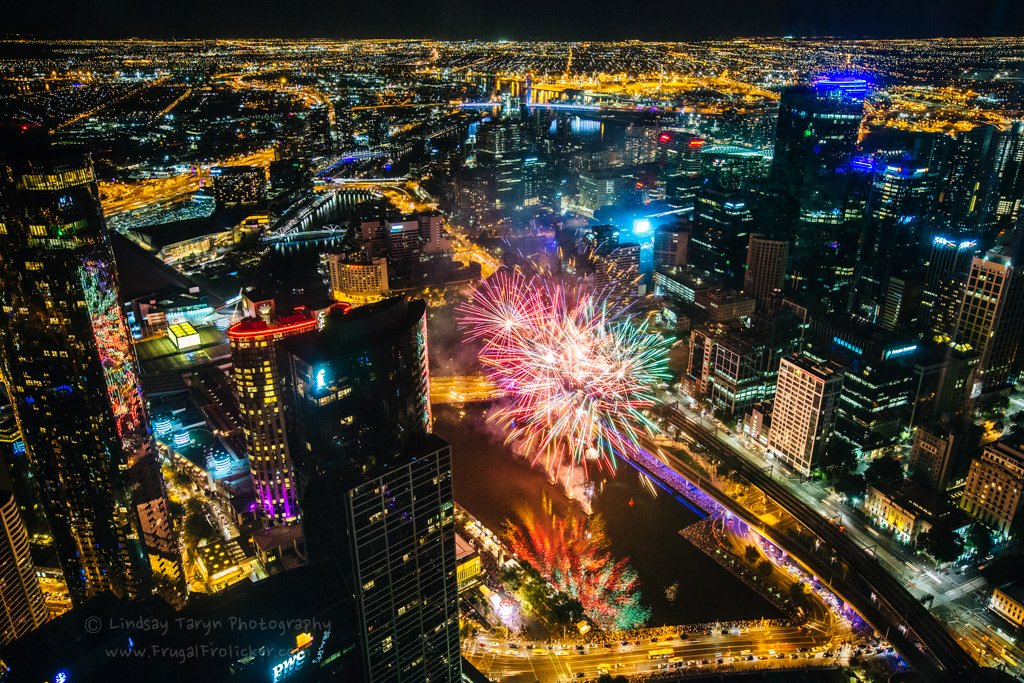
[436,404,781,627]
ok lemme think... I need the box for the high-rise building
[908,420,979,495]
[210,165,267,207]
[593,242,641,306]
[577,168,632,216]
[766,354,844,476]
[691,187,754,288]
[953,249,1024,394]
[284,298,460,682]
[0,127,182,605]
[991,122,1024,229]
[0,484,47,644]
[700,145,769,192]
[654,222,689,268]
[935,125,999,234]
[770,78,866,288]
[770,79,866,220]
[228,293,342,524]
[328,253,390,304]
[961,440,1024,537]
[744,234,789,311]
[922,236,979,337]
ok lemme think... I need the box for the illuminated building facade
[766,354,844,476]
[0,487,47,644]
[744,234,789,311]
[228,294,342,524]
[593,242,640,306]
[211,165,266,207]
[961,441,1024,537]
[691,187,753,288]
[952,250,1024,394]
[285,298,459,682]
[0,129,182,605]
[327,253,390,304]
[653,222,689,268]
[923,235,978,337]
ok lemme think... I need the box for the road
[430,375,503,404]
[99,148,276,217]
[656,400,978,681]
[464,627,853,682]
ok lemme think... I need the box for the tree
[755,559,774,580]
[820,439,857,481]
[789,581,807,604]
[173,470,192,487]
[598,676,628,683]
[183,513,215,547]
[744,545,760,564]
[835,473,866,499]
[919,526,964,564]
[968,523,993,559]
[865,454,903,484]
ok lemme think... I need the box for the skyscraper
[766,354,844,476]
[770,78,866,287]
[922,235,979,337]
[691,187,754,288]
[953,249,1024,394]
[0,483,47,644]
[961,440,1024,538]
[744,234,789,311]
[992,122,1024,229]
[228,293,342,524]
[0,126,182,605]
[284,298,459,682]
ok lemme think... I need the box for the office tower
[952,249,1024,394]
[861,161,940,282]
[0,127,181,605]
[770,79,866,287]
[577,168,632,217]
[700,145,769,192]
[878,273,924,332]
[328,253,390,304]
[285,298,460,683]
[708,329,777,417]
[992,122,1024,228]
[922,235,979,337]
[656,131,703,175]
[744,234,789,311]
[908,420,979,495]
[210,165,267,207]
[770,79,866,218]
[593,243,641,306]
[0,482,47,644]
[228,294,340,524]
[961,441,1024,537]
[384,218,423,270]
[654,222,689,268]
[935,125,999,234]
[691,187,754,288]
[911,340,980,425]
[766,354,844,476]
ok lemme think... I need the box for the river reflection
[436,404,782,626]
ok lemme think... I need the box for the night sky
[4,0,1024,40]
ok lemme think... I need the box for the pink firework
[458,270,670,481]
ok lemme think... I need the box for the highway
[463,626,854,682]
[430,375,504,404]
[657,403,978,681]
[99,148,276,217]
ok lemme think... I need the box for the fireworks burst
[505,496,650,631]
[458,270,670,481]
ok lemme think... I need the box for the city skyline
[1,31,1024,683]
